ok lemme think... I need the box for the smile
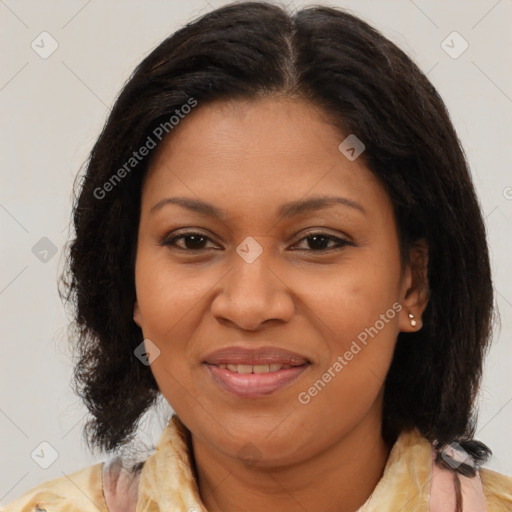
[215,363,294,373]
[204,362,310,398]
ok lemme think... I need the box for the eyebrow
[149,195,366,219]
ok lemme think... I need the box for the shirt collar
[135,414,432,512]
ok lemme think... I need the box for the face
[133,97,423,466]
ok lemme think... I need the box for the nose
[210,248,295,331]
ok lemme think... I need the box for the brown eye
[161,231,351,253]
[291,233,351,252]
[163,233,216,251]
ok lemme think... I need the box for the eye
[290,232,351,252]
[161,230,351,253]
[161,232,219,251]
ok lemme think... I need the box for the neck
[191,414,392,512]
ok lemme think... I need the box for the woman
[3,2,511,511]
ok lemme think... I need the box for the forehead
[141,97,389,220]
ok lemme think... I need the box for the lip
[202,345,311,398]
[203,346,310,366]
[205,363,310,398]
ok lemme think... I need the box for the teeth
[253,364,270,373]
[216,363,293,373]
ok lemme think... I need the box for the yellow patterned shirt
[2,415,511,511]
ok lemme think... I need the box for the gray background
[1,0,511,504]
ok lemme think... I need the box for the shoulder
[1,463,108,512]
[479,466,512,511]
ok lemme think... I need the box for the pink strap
[102,458,140,512]
[430,447,488,512]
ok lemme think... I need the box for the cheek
[306,251,401,339]
[134,244,213,333]
[133,247,224,394]
[134,260,204,409]
[294,265,401,440]
[134,250,193,366]
[300,245,402,394]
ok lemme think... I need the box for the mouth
[203,346,311,398]
[213,363,300,373]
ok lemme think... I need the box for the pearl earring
[408,313,417,327]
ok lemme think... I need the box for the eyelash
[160,231,352,253]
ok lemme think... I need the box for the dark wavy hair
[61,1,494,505]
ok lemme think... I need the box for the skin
[133,97,429,512]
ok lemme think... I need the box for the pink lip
[205,363,310,398]
[203,346,309,366]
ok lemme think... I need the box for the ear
[398,239,429,332]
[133,300,142,327]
